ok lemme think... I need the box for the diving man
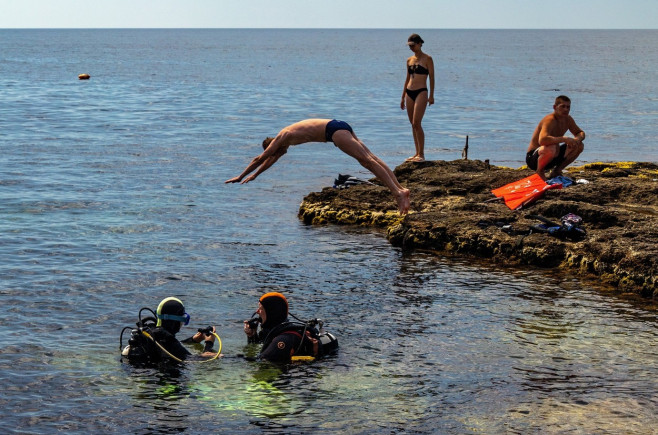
[225,119,411,214]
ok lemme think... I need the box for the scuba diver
[243,292,338,363]
[120,297,222,365]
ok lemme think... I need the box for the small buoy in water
[78,74,90,80]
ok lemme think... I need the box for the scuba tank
[317,330,339,355]
[119,307,159,363]
[300,318,338,357]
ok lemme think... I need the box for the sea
[1,29,657,434]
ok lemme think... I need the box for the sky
[2,0,656,29]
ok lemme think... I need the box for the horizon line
[1,27,656,30]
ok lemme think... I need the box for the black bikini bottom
[406,87,428,101]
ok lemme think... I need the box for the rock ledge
[299,160,658,299]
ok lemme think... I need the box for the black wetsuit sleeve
[151,329,192,361]
[259,332,299,363]
[167,338,192,360]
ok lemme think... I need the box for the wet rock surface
[299,160,658,299]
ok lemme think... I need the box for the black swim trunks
[526,144,567,171]
[325,120,353,143]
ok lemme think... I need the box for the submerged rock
[299,160,658,299]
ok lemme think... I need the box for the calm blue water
[1,29,657,433]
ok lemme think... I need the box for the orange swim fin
[491,174,561,210]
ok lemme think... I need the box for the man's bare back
[272,119,331,147]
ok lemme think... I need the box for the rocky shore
[299,160,658,300]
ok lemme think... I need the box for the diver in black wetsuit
[243,292,338,363]
[121,297,219,364]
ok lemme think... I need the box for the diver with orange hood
[244,292,338,363]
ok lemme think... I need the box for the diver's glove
[200,326,216,351]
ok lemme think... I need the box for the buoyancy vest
[259,321,338,360]
[120,312,190,365]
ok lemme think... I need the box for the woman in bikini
[400,33,434,162]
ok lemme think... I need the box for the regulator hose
[140,329,222,363]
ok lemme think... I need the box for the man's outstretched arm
[239,154,282,184]
[225,153,265,183]
[225,135,286,184]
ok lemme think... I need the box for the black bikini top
[408,63,429,76]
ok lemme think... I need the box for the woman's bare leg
[410,91,428,161]
[405,94,420,160]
